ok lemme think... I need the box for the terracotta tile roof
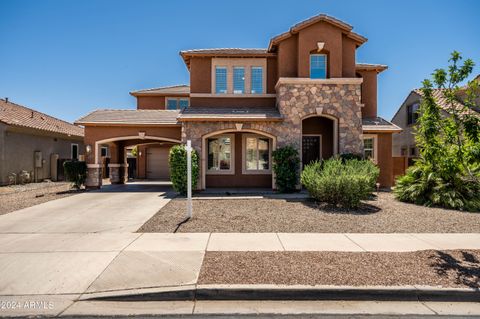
[0,99,84,137]
[413,88,479,117]
[268,14,367,51]
[180,48,272,69]
[362,117,402,132]
[75,109,180,125]
[179,107,283,121]
[356,63,388,73]
[130,84,190,96]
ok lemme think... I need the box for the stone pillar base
[108,164,122,184]
[86,164,102,189]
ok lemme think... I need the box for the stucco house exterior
[392,75,480,165]
[76,14,401,189]
[0,98,85,185]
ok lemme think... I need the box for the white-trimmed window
[251,66,263,94]
[243,135,271,174]
[101,146,108,157]
[215,66,228,94]
[166,97,189,110]
[71,144,79,160]
[363,135,377,163]
[207,135,234,174]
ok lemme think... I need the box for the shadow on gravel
[431,251,480,288]
[295,198,381,215]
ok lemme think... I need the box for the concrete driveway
[0,181,174,233]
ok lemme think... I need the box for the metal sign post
[186,140,193,219]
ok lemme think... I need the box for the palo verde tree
[394,51,480,211]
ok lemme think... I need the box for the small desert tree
[394,51,480,211]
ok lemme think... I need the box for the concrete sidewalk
[1,232,480,316]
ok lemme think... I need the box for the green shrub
[394,161,480,212]
[169,144,199,195]
[301,159,379,209]
[272,145,300,193]
[63,161,87,189]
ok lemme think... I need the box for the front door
[302,135,321,168]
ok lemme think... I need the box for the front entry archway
[301,115,338,167]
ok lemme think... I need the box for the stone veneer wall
[276,82,364,154]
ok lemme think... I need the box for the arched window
[310,54,327,79]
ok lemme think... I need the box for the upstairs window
[310,54,327,79]
[251,67,263,94]
[233,67,245,94]
[166,98,189,110]
[407,103,420,125]
[215,67,227,94]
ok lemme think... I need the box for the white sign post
[186,140,193,219]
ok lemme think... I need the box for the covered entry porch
[75,109,182,189]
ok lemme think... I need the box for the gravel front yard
[198,250,480,288]
[138,192,480,233]
[0,181,79,215]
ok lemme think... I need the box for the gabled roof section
[180,48,273,69]
[0,98,84,137]
[75,109,180,126]
[130,84,190,96]
[362,116,402,132]
[268,14,367,51]
[356,63,388,73]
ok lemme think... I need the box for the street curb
[87,286,480,302]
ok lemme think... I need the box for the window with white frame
[166,98,189,110]
[215,66,227,94]
[244,135,270,172]
[310,54,327,79]
[101,146,108,157]
[71,144,79,160]
[251,66,263,94]
[363,136,376,162]
[207,135,233,172]
[233,67,245,94]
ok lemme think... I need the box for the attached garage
[146,146,171,180]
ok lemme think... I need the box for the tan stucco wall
[391,92,421,157]
[0,125,84,185]
[190,57,212,93]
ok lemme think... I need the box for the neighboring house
[392,75,480,165]
[76,14,401,189]
[0,98,84,185]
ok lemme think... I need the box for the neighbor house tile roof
[362,117,402,132]
[178,107,283,121]
[413,88,479,117]
[0,99,84,137]
[75,109,180,125]
[130,84,190,96]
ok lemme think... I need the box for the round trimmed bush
[169,144,199,195]
[301,158,379,209]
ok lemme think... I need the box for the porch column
[86,164,102,189]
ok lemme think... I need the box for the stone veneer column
[108,163,129,184]
[85,164,102,189]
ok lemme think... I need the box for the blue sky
[1,0,479,123]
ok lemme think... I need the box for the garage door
[146,147,170,180]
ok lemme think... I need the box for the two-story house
[76,14,401,189]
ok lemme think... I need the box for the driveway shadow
[430,251,480,288]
